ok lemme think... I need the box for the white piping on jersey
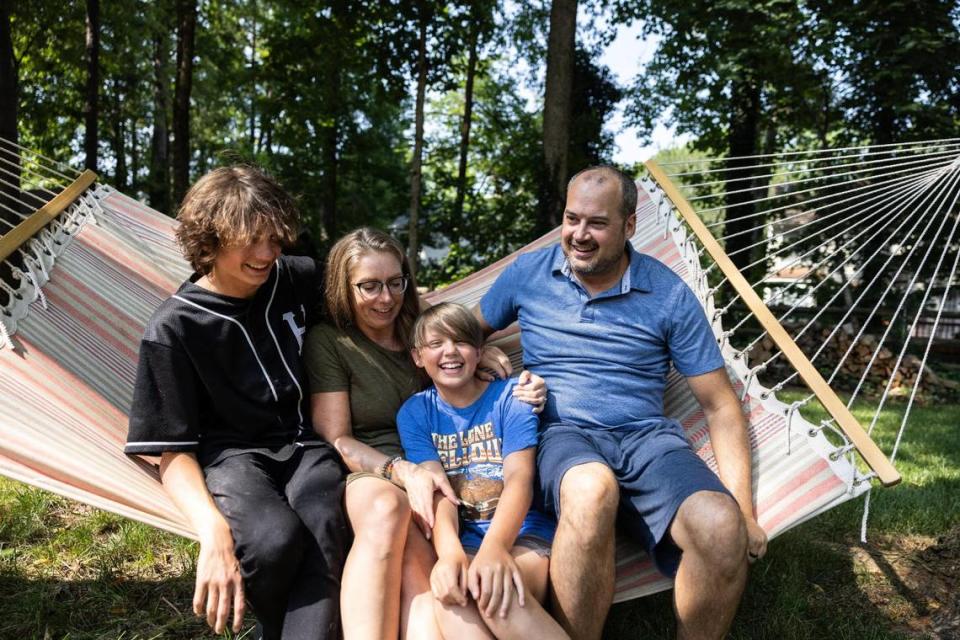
[171,292,280,401]
[126,440,200,447]
[264,260,306,437]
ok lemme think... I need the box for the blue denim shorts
[535,422,733,577]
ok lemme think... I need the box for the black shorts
[536,422,733,577]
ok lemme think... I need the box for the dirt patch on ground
[846,526,960,639]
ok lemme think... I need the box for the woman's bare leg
[342,477,411,640]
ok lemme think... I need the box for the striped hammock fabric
[0,178,868,601]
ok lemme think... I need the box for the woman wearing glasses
[304,228,544,639]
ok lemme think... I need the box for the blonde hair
[412,302,484,350]
[175,166,299,274]
[325,227,421,348]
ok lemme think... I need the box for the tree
[451,0,498,241]
[418,64,542,287]
[621,0,829,278]
[406,4,429,277]
[172,0,196,206]
[83,0,99,172]
[148,22,171,213]
[567,46,622,173]
[0,0,18,210]
[539,0,578,234]
[258,0,413,247]
[817,0,960,144]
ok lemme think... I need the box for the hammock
[4,136,952,601]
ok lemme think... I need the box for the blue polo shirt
[480,243,724,433]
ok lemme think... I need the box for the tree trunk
[84,0,100,172]
[539,0,577,234]
[407,12,428,278]
[318,0,345,243]
[0,0,19,218]
[319,92,339,241]
[248,0,257,152]
[452,18,479,251]
[723,79,762,280]
[172,0,197,206]
[112,94,127,189]
[130,109,139,194]
[149,32,171,214]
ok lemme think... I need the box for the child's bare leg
[401,524,444,640]
[434,595,496,640]
[479,547,570,640]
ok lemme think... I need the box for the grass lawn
[2,391,958,639]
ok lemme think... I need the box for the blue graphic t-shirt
[397,378,555,550]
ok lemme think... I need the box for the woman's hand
[476,345,513,380]
[431,550,469,606]
[512,370,547,414]
[468,541,525,618]
[393,460,459,538]
[194,520,246,634]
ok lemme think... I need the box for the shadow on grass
[0,571,256,640]
[603,533,913,640]
[603,475,960,640]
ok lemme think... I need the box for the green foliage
[814,0,960,144]
[417,65,542,286]
[10,0,86,166]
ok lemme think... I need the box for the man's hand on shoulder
[512,370,547,414]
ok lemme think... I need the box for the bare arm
[473,304,496,339]
[310,390,390,474]
[311,391,458,532]
[468,447,533,617]
[159,452,245,634]
[427,462,470,606]
[471,304,512,376]
[686,369,768,560]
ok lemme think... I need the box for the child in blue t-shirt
[397,302,568,639]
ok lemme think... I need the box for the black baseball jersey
[125,255,325,467]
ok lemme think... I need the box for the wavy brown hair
[325,227,421,348]
[412,302,484,350]
[175,166,299,274]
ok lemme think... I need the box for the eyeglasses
[353,276,409,299]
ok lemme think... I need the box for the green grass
[2,394,957,639]
[604,392,960,640]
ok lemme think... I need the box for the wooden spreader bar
[0,170,98,263]
[645,159,901,487]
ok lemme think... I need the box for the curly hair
[325,227,421,348]
[175,166,300,274]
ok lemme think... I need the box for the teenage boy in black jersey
[125,166,348,639]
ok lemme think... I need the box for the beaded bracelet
[378,455,402,480]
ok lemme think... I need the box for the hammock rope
[660,136,960,168]
[647,139,960,539]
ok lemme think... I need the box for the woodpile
[746,326,959,403]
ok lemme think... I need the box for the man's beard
[563,240,624,278]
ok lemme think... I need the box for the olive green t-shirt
[304,322,423,457]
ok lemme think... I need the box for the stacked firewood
[745,327,958,402]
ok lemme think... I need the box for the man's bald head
[567,165,638,221]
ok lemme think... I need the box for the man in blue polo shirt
[475,166,767,640]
